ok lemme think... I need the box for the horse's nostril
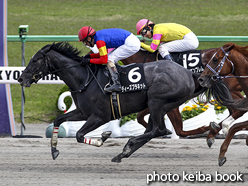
[18,78,23,82]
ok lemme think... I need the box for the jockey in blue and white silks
[78,27,140,92]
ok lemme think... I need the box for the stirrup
[104,84,121,93]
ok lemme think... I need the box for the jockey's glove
[81,57,91,65]
[84,54,91,58]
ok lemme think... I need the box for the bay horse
[121,48,244,147]
[18,42,238,162]
[198,42,248,166]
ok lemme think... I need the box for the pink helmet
[78,26,96,42]
[136,19,154,35]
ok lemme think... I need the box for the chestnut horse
[121,47,244,147]
[198,42,248,166]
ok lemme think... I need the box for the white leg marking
[84,138,103,147]
[222,116,235,136]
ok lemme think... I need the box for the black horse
[18,42,239,162]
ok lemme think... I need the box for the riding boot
[104,67,122,93]
[164,54,174,61]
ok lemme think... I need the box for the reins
[50,62,104,94]
[206,47,248,81]
[70,64,97,93]
[143,51,150,63]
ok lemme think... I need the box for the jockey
[136,19,199,61]
[78,26,140,93]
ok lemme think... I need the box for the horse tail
[199,80,248,111]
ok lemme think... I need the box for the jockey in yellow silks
[136,19,199,61]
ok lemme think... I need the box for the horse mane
[51,42,82,61]
[198,80,248,111]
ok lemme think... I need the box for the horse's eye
[213,57,218,63]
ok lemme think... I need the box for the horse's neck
[232,51,248,76]
[49,54,87,91]
[231,51,248,97]
[121,50,156,65]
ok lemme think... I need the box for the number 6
[128,67,141,83]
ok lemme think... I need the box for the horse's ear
[42,42,55,53]
[225,42,235,52]
[48,42,55,50]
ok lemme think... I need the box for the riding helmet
[136,19,154,35]
[78,26,96,42]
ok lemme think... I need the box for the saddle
[74,60,150,119]
[95,63,147,120]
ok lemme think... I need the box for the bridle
[27,47,104,93]
[25,50,52,83]
[206,47,248,81]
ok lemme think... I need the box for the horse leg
[137,108,150,128]
[206,109,246,148]
[76,114,111,146]
[167,108,211,137]
[206,90,245,147]
[51,109,87,160]
[222,110,246,135]
[112,109,169,163]
[221,90,245,135]
[218,121,248,166]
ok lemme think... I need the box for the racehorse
[198,42,248,166]
[121,47,244,146]
[18,42,238,162]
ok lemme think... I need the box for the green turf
[7,0,248,123]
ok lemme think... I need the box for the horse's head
[198,43,235,88]
[18,43,54,87]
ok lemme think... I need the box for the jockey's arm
[141,33,162,53]
[88,40,108,64]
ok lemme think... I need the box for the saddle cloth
[158,50,204,73]
[116,63,147,93]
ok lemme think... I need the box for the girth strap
[110,92,122,120]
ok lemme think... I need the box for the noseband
[206,47,234,81]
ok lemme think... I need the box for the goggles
[80,38,88,46]
[82,39,88,45]
[141,27,148,37]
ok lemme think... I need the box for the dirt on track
[0,124,248,186]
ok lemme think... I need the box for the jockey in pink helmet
[136,19,199,61]
[78,26,140,93]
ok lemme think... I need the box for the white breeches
[108,33,140,63]
[159,31,199,58]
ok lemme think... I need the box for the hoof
[210,121,220,130]
[111,149,130,163]
[101,131,112,142]
[207,138,215,148]
[111,154,122,163]
[218,157,226,166]
[51,147,60,160]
